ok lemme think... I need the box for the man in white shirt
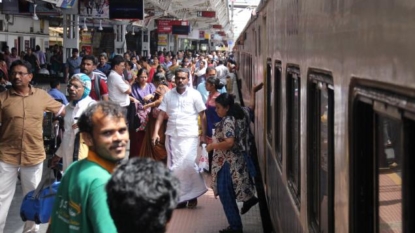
[152,68,208,209]
[215,59,229,81]
[108,55,131,110]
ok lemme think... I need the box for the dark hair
[72,48,79,53]
[106,157,180,233]
[2,45,9,52]
[50,80,60,89]
[78,101,126,135]
[206,67,216,77]
[111,55,125,69]
[206,76,224,90]
[126,60,133,69]
[153,73,168,86]
[82,55,98,65]
[215,93,245,120]
[137,68,148,77]
[10,60,32,74]
[174,67,190,78]
[140,56,149,64]
[156,65,165,73]
[165,70,173,82]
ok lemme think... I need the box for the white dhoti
[166,135,208,203]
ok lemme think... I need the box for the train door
[350,84,415,233]
[308,72,334,233]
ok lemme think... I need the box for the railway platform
[5,173,264,233]
[4,83,265,233]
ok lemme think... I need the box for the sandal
[187,198,198,209]
[176,202,187,209]
[240,196,258,215]
[219,226,243,233]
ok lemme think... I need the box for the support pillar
[141,29,150,57]
[114,24,127,54]
[62,14,80,63]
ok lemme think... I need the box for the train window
[286,66,301,206]
[307,73,334,233]
[274,62,282,164]
[266,59,272,144]
[350,85,415,233]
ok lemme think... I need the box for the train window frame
[258,26,261,56]
[307,71,334,233]
[254,29,257,57]
[286,65,301,207]
[274,61,282,165]
[266,59,273,146]
[349,82,415,233]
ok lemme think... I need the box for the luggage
[20,170,60,224]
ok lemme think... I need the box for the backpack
[94,74,101,100]
[92,71,107,100]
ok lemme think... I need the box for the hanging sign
[196,11,216,18]
[157,20,189,33]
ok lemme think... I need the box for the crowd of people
[0,46,262,233]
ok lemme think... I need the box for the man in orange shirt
[0,60,65,232]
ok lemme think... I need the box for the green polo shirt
[49,151,117,233]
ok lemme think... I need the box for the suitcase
[20,170,60,224]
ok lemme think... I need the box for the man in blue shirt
[65,48,82,82]
[97,54,111,76]
[197,67,226,103]
[48,80,68,104]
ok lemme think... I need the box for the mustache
[109,142,127,150]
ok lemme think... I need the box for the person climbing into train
[206,82,263,233]
[204,76,226,173]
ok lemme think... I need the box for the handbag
[20,169,60,224]
[198,143,209,172]
[127,102,141,132]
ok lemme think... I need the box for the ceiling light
[98,19,103,31]
[33,4,39,21]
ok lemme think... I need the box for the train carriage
[233,0,415,232]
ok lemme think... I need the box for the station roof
[35,0,259,41]
[143,0,231,38]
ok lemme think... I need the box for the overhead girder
[145,0,230,38]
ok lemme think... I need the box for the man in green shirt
[48,101,129,233]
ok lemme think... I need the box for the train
[232,0,415,232]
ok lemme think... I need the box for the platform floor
[4,85,264,233]
[5,173,263,233]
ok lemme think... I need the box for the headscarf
[69,73,91,106]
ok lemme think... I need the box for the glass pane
[319,83,329,233]
[378,115,402,233]
[291,77,300,190]
[267,63,272,142]
[274,66,282,162]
